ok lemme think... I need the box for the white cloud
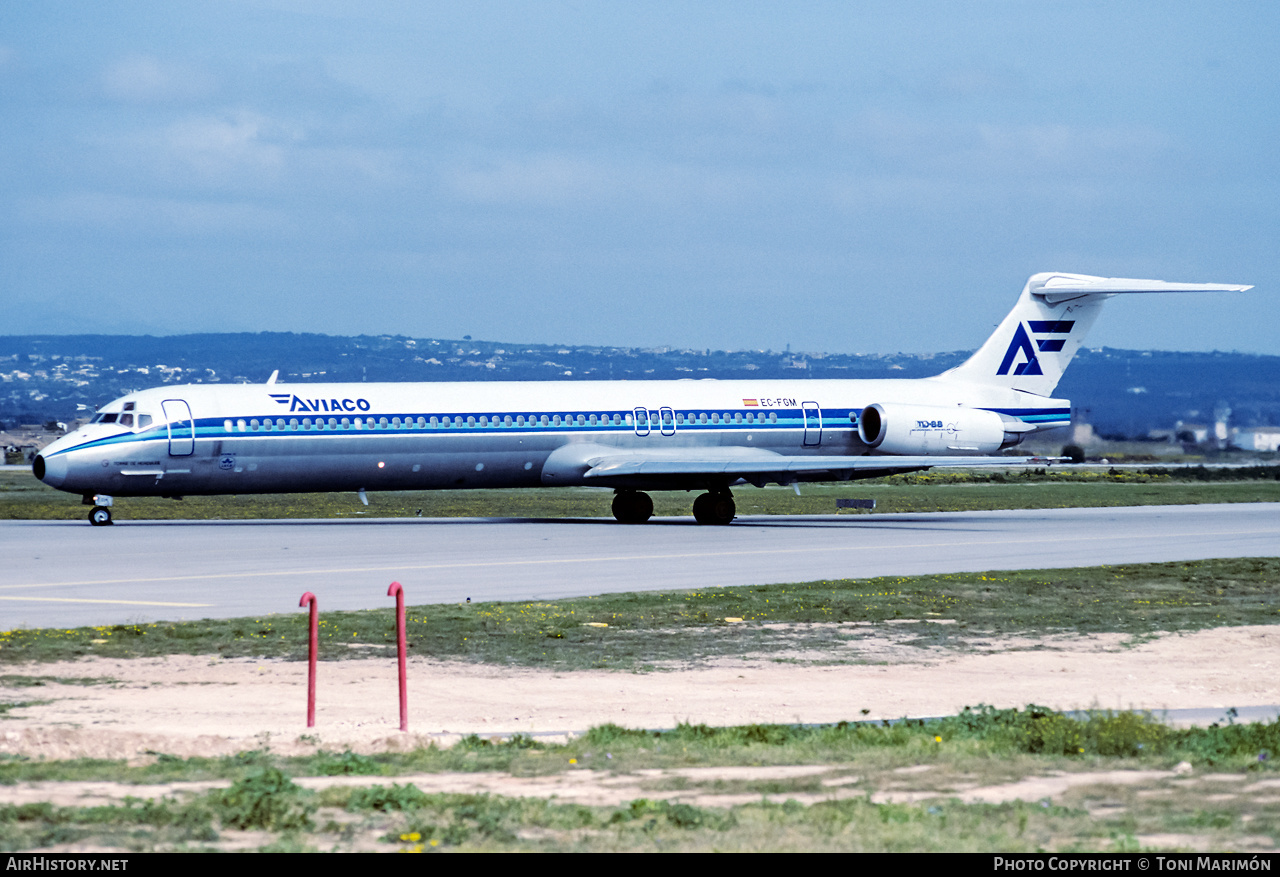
[102,55,215,103]
[160,111,301,178]
[21,191,289,237]
[444,153,760,209]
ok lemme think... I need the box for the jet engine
[856,403,1031,455]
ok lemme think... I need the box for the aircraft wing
[579,449,1052,483]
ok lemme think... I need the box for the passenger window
[250,419,260,431]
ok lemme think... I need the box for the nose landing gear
[84,494,114,526]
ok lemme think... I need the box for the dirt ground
[2,624,1276,762]
[2,622,1279,854]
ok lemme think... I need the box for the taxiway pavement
[2,502,1278,629]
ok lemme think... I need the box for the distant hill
[2,333,1277,438]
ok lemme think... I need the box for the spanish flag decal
[742,399,759,407]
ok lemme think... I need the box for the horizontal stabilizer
[1032,274,1252,304]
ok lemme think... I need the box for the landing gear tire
[89,506,113,526]
[611,490,654,524]
[692,492,735,525]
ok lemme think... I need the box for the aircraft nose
[33,453,66,489]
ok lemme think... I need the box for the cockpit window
[119,413,134,427]
[99,413,119,424]
[137,414,152,428]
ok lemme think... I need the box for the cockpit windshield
[90,404,152,429]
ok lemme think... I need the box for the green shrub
[212,767,314,831]
[347,783,430,813]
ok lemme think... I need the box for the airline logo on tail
[996,321,1075,376]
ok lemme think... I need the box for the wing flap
[582,452,1050,480]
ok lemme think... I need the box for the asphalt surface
[2,502,1278,629]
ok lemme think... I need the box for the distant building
[1175,421,1210,444]
[1232,427,1280,453]
[0,426,60,463]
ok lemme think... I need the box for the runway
[2,502,1278,629]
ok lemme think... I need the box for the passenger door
[802,401,822,447]
[161,399,194,456]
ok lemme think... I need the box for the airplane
[33,272,1252,526]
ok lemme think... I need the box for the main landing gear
[611,490,654,524]
[611,489,736,525]
[692,490,735,526]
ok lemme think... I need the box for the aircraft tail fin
[938,272,1252,396]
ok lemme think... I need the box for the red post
[299,591,318,727]
[388,581,408,732]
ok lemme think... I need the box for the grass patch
[1,709,1275,851]
[2,709,1273,786]
[3,467,1280,521]
[2,557,1277,668]
[0,701,45,719]
[0,675,119,688]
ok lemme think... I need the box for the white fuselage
[34,375,1068,498]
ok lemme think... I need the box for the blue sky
[2,2,1276,355]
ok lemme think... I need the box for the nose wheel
[692,491,735,525]
[89,506,113,526]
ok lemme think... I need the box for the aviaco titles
[33,272,1252,526]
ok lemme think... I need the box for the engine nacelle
[856,403,1028,455]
